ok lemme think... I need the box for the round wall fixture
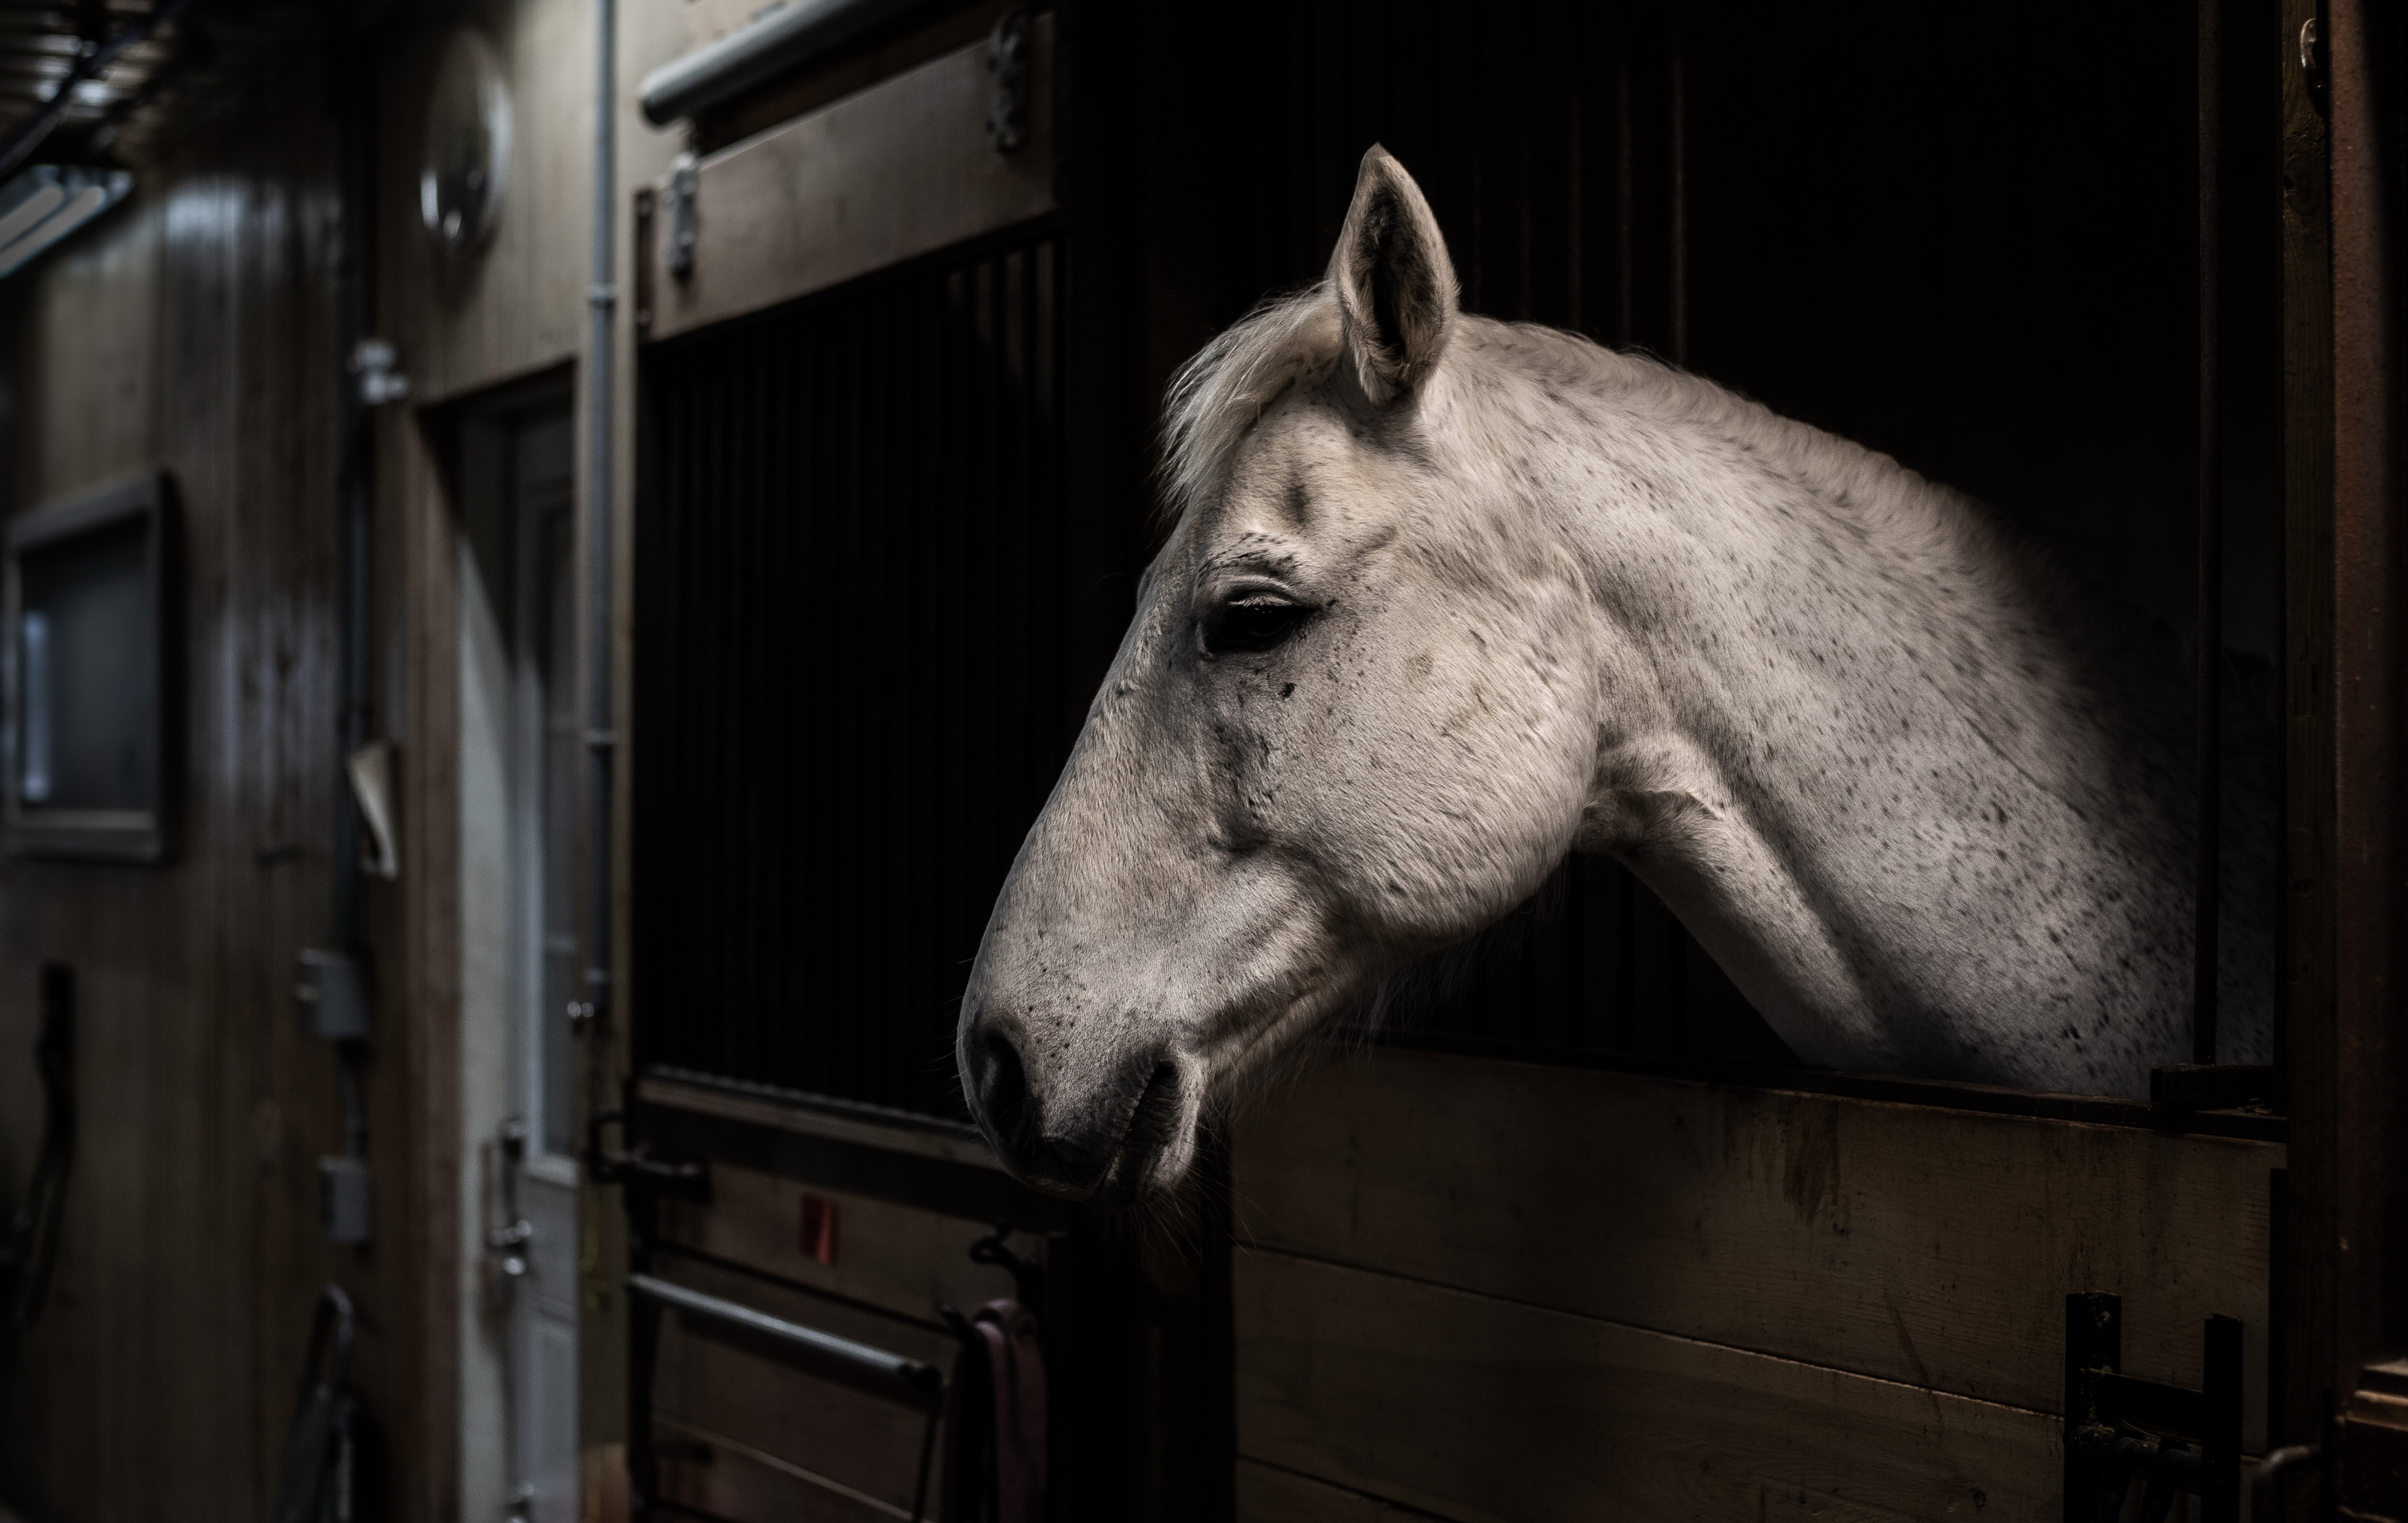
[419,29,513,258]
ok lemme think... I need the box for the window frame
[3,471,177,863]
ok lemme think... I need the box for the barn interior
[0,0,2395,1521]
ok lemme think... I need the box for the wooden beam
[1236,1249,2060,1523]
[1234,1048,2280,1448]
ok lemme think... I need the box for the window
[5,472,173,862]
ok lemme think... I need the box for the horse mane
[1158,280,1976,551]
[1159,279,2105,679]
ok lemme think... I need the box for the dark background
[632,0,2282,1112]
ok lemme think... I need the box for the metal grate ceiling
[0,0,322,173]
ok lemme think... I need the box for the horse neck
[1517,358,2197,1087]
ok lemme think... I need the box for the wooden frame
[2,470,177,863]
[633,10,1058,343]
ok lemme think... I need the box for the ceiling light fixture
[0,165,131,280]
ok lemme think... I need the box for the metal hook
[968,1224,1043,1309]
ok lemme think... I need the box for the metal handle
[628,1272,941,1402]
[2253,1445,2322,1517]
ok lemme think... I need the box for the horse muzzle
[964,1021,1199,1210]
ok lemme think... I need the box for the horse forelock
[1159,286,1346,529]
[1159,288,1702,531]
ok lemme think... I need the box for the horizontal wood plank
[1236,1458,1464,1522]
[655,1158,1044,1326]
[644,13,1056,342]
[657,1412,913,1522]
[1237,1250,2060,1523]
[652,1263,945,1516]
[1234,1048,2279,1447]
[641,1074,1003,1170]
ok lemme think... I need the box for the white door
[503,412,582,1523]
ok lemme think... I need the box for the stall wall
[0,51,416,1523]
[1233,1049,2284,1521]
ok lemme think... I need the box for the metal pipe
[332,23,375,956]
[626,1274,943,1397]
[325,9,378,1235]
[636,0,921,126]
[586,0,617,1041]
[2190,0,2224,1062]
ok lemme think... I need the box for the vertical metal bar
[1615,13,1634,347]
[1564,3,1583,337]
[2201,1314,2244,1523]
[2063,1292,2122,1520]
[586,0,620,1041]
[2191,0,2225,1062]
[1668,0,1688,369]
[331,25,375,953]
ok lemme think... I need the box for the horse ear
[1328,146,1459,406]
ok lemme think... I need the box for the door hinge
[987,8,1029,154]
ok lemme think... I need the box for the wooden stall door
[1229,1051,2281,1522]
[625,8,1174,1521]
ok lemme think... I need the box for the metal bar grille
[633,224,1075,1117]
[1195,0,2284,1078]
[1211,0,1779,1066]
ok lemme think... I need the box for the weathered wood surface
[641,1073,1005,1171]
[1236,1459,1454,1522]
[656,1411,905,1523]
[1235,1048,2281,1449]
[1238,1249,2062,1523]
[649,1252,954,1518]
[646,1169,1041,1522]
[654,1156,1043,1325]
[642,14,1057,342]
[375,0,597,406]
[0,58,388,1523]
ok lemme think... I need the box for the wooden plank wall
[1232,1049,2283,1521]
[647,1159,1047,1521]
[0,49,431,1523]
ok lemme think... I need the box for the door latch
[484,1117,533,1278]
[2064,1292,2243,1523]
[665,153,698,279]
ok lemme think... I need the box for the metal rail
[583,0,618,1062]
[2189,0,2224,1064]
[637,0,921,126]
[627,1273,943,1400]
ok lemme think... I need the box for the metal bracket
[583,1109,710,1200]
[2149,1062,2275,1111]
[347,338,411,406]
[968,1223,1044,1309]
[2064,1292,2243,1523]
[484,1116,533,1278]
[665,152,698,280]
[986,8,1029,154]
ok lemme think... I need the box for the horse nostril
[980,1029,1032,1144]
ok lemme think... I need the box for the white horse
[956,146,2274,1208]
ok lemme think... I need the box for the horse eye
[1209,597,1311,655]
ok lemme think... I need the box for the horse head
[956,140,2272,1208]
[956,147,1604,1207]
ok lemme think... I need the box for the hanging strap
[269,1286,358,1523]
[940,1299,1046,1523]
